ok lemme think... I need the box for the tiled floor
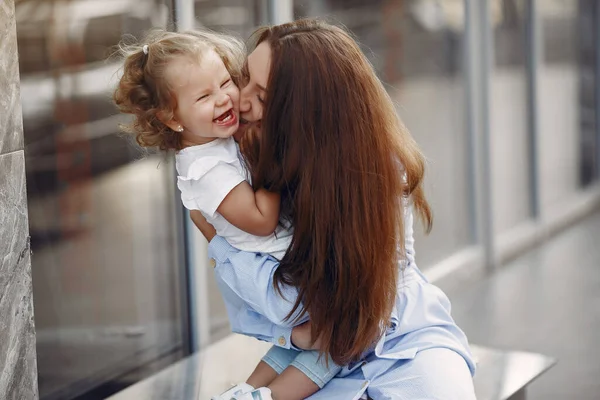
[447,210,600,400]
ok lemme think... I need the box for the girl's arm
[190,210,216,240]
[217,182,280,237]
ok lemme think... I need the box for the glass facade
[538,0,587,212]
[16,1,188,398]
[577,0,600,186]
[489,0,533,234]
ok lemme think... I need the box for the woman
[195,19,476,399]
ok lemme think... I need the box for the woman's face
[240,41,271,127]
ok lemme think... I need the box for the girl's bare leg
[267,366,320,400]
[246,361,279,389]
[246,362,319,400]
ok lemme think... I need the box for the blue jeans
[262,346,342,388]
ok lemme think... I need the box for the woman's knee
[411,348,475,399]
[369,348,475,400]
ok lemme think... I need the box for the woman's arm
[192,214,308,348]
[210,236,303,326]
[211,236,308,348]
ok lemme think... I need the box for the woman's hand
[291,321,322,351]
[190,210,216,242]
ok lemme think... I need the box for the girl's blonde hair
[113,29,245,151]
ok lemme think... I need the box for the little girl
[113,30,341,400]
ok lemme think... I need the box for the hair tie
[142,45,149,55]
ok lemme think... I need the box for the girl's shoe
[232,387,273,400]
[210,383,254,400]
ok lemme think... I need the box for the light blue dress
[209,206,477,399]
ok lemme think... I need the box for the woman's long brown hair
[247,19,432,365]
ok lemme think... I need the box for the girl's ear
[158,110,183,132]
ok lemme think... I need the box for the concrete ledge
[108,334,555,400]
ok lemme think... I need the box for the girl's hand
[190,210,216,242]
[291,321,322,351]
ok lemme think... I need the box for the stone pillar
[0,0,39,398]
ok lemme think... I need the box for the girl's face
[240,41,271,128]
[164,49,240,147]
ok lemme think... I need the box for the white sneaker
[211,383,254,400]
[232,387,273,400]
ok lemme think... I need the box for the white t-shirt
[176,137,292,260]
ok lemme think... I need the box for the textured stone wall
[0,0,39,398]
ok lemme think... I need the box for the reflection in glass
[195,0,268,38]
[17,0,188,398]
[575,0,599,186]
[489,0,533,234]
[538,0,588,211]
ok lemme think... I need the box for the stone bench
[108,334,555,400]
[471,344,555,400]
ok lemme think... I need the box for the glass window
[578,0,600,186]
[17,1,188,398]
[538,0,588,212]
[539,0,598,200]
[489,0,533,234]
[195,0,268,38]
